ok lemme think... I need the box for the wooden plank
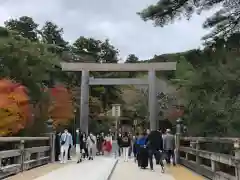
[0,164,21,179]
[181,136,239,143]
[0,149,21,158]
[198,150,235,166]
[25,146,50,154]
[61,62,176,71]
[23,156,49,170]
[180,146,235,166]
[179,147,196,155]
[0,137,49,142]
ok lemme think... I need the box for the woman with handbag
[87,133,97,160]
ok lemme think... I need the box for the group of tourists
[54,126,176,173]
[55,129,113,164]
[117,129,176,173]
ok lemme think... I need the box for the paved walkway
[6,163,66,180]
[7,156,205,180]
[111,158,206,180]
[33,157,117,180]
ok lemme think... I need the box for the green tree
[138,0,240,41]
[0,27,59,101]
[41,21,67,48]
[4,16,39,41]
[72,36,123,114]
[125,54,139,77]
[172,33,240,137]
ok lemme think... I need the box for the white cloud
[0,0,215,60]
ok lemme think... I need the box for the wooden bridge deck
[5,157,205,180]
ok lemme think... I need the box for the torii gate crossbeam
[61,62,176,134]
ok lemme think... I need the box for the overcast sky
[0,0,215,61]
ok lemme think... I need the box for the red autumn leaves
[0,79,74,136]
[0,79,31,136]
[48,85,74,128]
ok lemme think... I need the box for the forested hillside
[139,33,240,137]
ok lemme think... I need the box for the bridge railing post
[49,133,56,163]
[19,140,25,172]
[175,119,182,164]
[234,140,240,180]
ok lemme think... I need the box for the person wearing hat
[163,129,176,166]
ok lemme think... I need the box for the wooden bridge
[0,135,239,180]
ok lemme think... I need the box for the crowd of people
[55,129,113,164]
[54,127,176,173]
[117,128,176,173]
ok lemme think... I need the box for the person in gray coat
[163,129,176,166]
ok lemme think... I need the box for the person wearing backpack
[121,132,131,162]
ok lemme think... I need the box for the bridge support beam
[148,70,157,130]
[80,70,89,134]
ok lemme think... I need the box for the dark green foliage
[138,0,240,41]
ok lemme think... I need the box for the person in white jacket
[87,133,97,160]
[60,129,73,163]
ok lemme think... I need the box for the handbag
[90,136,95,144]
[61,134,67,145]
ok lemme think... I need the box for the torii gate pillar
[148,70,157,130]
[80,70,89,134]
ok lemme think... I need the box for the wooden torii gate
[61,62,176,134]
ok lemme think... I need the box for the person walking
[55,131,61,161]
[67,130,73,160]
[136,132,148,168]
[60,129,73,164]
[163,129,176,166]
[75,129,82,163]
[133,134,139,162]
[96,134,101,155]
[128,133,133,158]
[81,132,88,159]
[87,132,97,160]
[121,132,131,162]
[146,129,165,172]
[99,132,105,155]
[117,133,122,156]
[104,134,113,155]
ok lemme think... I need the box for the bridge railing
[179,136,240,180]
[0,135,55,179]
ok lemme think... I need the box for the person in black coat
[81,132,88,158]
[146,129,165,172]
[121,132,131,162]
[117,133,122,156]
[55,132,61,161]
